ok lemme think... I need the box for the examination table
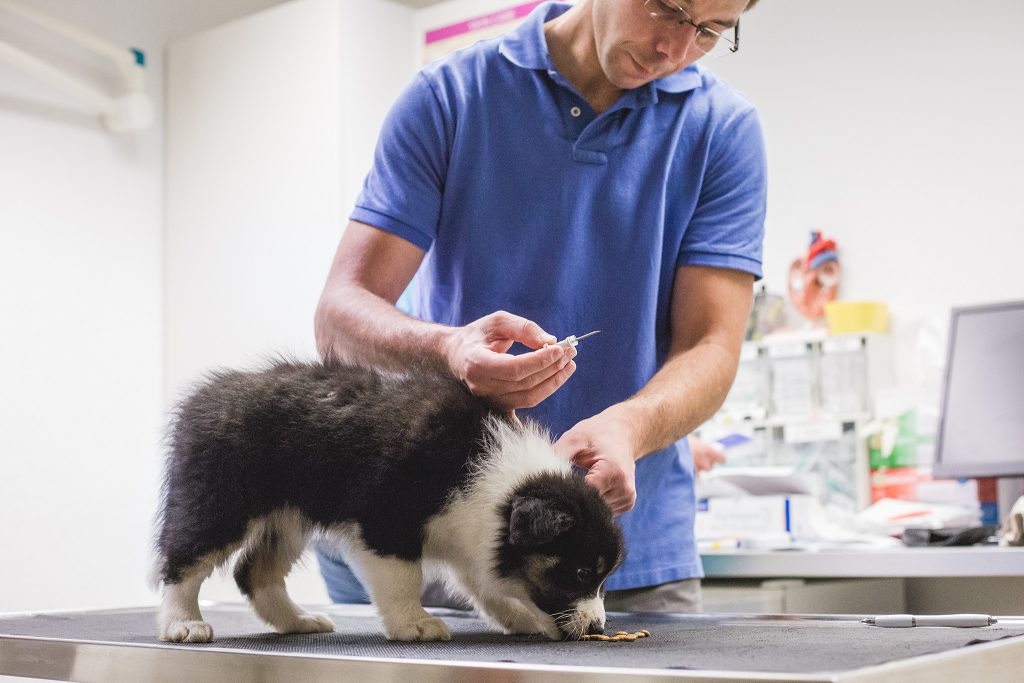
[2,604,1022,681]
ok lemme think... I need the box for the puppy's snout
[555,595,607,639]
[556,619,604,640]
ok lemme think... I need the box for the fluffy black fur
[157,357,497,585]
[156,356,625,642]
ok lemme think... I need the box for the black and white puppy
[154,358,624,643]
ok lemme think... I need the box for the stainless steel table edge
[4,607,1022,683]
[0,633,836,683]
[835,629,1024,683]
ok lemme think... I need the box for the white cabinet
[702,578,906,615]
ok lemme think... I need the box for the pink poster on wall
[423,1,545,63]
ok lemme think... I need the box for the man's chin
[611,72,657,90]
[617,55,661,88]
[607,65,652,89]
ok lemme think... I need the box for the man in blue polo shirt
[315,0,765,612]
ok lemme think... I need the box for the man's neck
[543,3,622,114]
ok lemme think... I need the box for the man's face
[591,0,748,89]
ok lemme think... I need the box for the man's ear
[508,495,575,546]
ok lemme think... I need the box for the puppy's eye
[576,567,593,583]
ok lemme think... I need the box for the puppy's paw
[276,612,336,635]
[160,619,214,643]
[494,602,545,635]
[501,619,545,636]
[540,621,562,641]
[385,616,451,641]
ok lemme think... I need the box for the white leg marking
[251,583,335,634]
[240,511,335,635]
[159,566,214,643]
[348,548,450,641]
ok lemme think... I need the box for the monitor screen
[934,300,1024,478]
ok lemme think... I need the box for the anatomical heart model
[788,231,840,320]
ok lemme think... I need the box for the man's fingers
[583,470,636,515]
[606,492,636,516]
[486,311,556,349]
[497,359,576,409]
[468,344,565,385]
[553,431,589,462]
[468,343,574,396]
[516,345,576,386]
[583,470,612,498]
[610,497,637,516]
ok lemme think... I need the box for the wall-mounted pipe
[0,0,153,132]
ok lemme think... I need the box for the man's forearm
[314,283,453,371]
[603,340,740,459]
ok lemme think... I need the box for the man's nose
[654,23,698,64]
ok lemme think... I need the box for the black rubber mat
[3,607,1023,674]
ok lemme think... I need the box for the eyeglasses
[643,0,740,57]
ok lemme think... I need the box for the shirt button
[570,106,582,118]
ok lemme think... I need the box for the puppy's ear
[508,495,574,546]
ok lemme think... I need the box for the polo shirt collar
[499,1,703,95]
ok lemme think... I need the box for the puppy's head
[496,473,624,640]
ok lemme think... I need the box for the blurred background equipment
[746,284,787,340]
[824,300,889,335]
[698,298,1024,551]
[931,300,1024,539]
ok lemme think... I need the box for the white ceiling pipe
[0,0,152,132]
[0,38,113,111]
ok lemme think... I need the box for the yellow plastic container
[824,301,889,334]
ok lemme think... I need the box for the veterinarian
[315,0,765,613]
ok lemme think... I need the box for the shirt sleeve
[676,107,767,279]
[349,72,451,251]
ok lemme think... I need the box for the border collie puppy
[154,358,623,643]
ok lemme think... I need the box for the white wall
[340,2,419,214]
[0,0,285,614]
[709,0,1024,397]
[164,0,342,394]
[165,0,415,393]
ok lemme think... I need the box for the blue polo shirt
[351,2,766,590]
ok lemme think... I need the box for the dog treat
[580,629,650,642]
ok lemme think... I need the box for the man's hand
[554,411,637,516]
[689,436,726,473]
[445,311,577,411]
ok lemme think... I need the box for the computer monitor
[933,300,1024,478]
